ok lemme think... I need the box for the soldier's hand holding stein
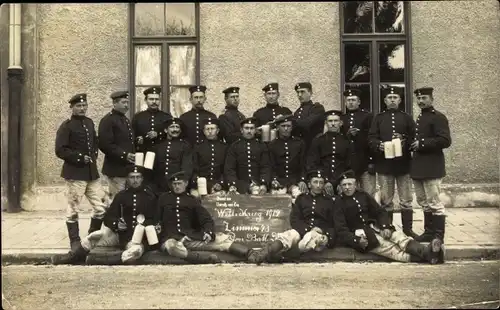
[324,182,334,196]
[83,155,93,164]
[126,153,135,164]
[203,232,212,244]
[228,186,238,195]
[258,185,268,195]
[271,179,281,190]
[393,133,405,145]
[212,183,222,193]
[298,181,308,193]
[137,136,144,145]
[117,218,127,232]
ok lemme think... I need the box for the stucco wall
[199,2,341,118]
[411,0,500,184]
[36,3,129,185]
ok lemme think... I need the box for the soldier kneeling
[157,171,261,264]
[51,165,158,265]
[333,170,444,264]
[252,170,338,264]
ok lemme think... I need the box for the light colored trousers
[161,232,234,257]
[359,171,377,197]
[370,230,413,262]
[66,179,107,222]
[413,179,445,215]
[105,176,127,203]
[377,174,413,211]
[80,226,145,263]
[277,229,328,253]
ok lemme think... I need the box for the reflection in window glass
[170,87,192,118]
[380,84,405,112]
[165,3,196,36]
[135,45,161,85]
[343,1,374,33]
[345,84,372,112]
[169,46,196,85]
[379,43,405,83]
[134,3,165,36]
[345,43,371,83]
[375,1,404,33]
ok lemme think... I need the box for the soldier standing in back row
[55,93,107,252]
[218,87,246,145]
[98,90,136,203]
[410,87,451,244]
[253,83,293,128]
[180,85,218,146]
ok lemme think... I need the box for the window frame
[339,1,413,115]
[128,3,201,115]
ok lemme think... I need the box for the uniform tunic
[98,110,135,177]
[293,101,325,151]
[103,186,157,248]
[152,138,193,193]
[268,136,306,188]
[333,190,393,252]
[55,115,99,181]
[341,109,374,178]
[157,192,216,242]
[291,193,337,248]
[253,104,293,127]
[179,108,218,146]
[224,138,272,192]
[368,109,416,176]
[218,105,246,145]
[192,139,228,190]
[132,109,172,152]
[306,132,351,184]
[410,107,451,180]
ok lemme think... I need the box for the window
[130,3,200,117]
[340,1,411,113]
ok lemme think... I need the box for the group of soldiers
[52,81,451,265]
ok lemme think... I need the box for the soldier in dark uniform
[98,90,136,203]
[191,117,227,196]
[253,83,293,128]
[179,85,218,146]
[292,82,326,152]
[368,86,417,238]
[152,118,193,194]
[224,117,272,195]
[218,86,246,145]
[333,170,444,264]
[51,165,158,265]
[157,171,260,264]
[306,110,351,196]
[268,114,308,200]
[131,86,172,153]
[251,170,339,265]
[410,87,451,243]
[55,93,107,251]
[340,88,376,197]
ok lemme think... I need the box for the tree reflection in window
[379,43,405,83]
[134,3,195,36]
[375,1,404,33]
[345,43,371,83]
[343,1,374,33]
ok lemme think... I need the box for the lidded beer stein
[270,129,277,141]
[384,141,395,159]
[261,125,271,142]
[392,138,403,157]
[197,177,208,196]
[144,152,155,170]
[131,214,146,244]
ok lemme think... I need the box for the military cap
[324,109,343,120]
[343,88,361,98]
[262,83,279,92]
[338,169,356,183]
[414,87,434,97]
[294,82,312,91]
[274,114,295,125]
[143,87,161,96]
[381,86,403,98]
[126,165,146,175]
[306,169,326,181]
[240,117,258,126]
[110,90,129,100]
[69,93,87,105]
[202,117,219,127]
[189,85,207,94]
[164,117,184,128]
[222,87,240,94]
[168,171,187,182]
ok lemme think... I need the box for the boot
[401,209,419,239]
[387,211,394,224]
[433,215,446,242]
[51,243,89,265]
[88,218,103,235]
[86,253,123,265]
[185,251,221,264]
[251,240,284,265]
[405,239,443,264]
[66,221,81,251]
[415,212,434,242]
[228,243,250,258]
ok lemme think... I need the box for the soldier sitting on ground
[51,165,158,265]
[333,170,444,264]
[157,171,261,264]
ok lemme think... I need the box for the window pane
[135,87,151,113]
[166,3,196,36]
[343,1,374,33]
[380,84,406,112]
[135,45,161,85]
[345,84,372,112]
[170,87,192,118]
[134,3,165,36]
[169,45,196,85]
[375,1,404,33]
[379,43,405,83]
[345,43,371,83]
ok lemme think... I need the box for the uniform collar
[147,108,160,113]
[421,106,435,112]
[300,100,313,107]
[191,107,206,112]
[128,185,145,193]
[112,109,126,116]
[225,105,238,110]
[71,115,86,120]
[265,103,279,109]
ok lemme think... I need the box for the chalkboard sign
[203,195,293,248]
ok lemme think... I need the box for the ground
[2,261,499,309]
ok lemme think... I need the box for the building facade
[1,2,499,210]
